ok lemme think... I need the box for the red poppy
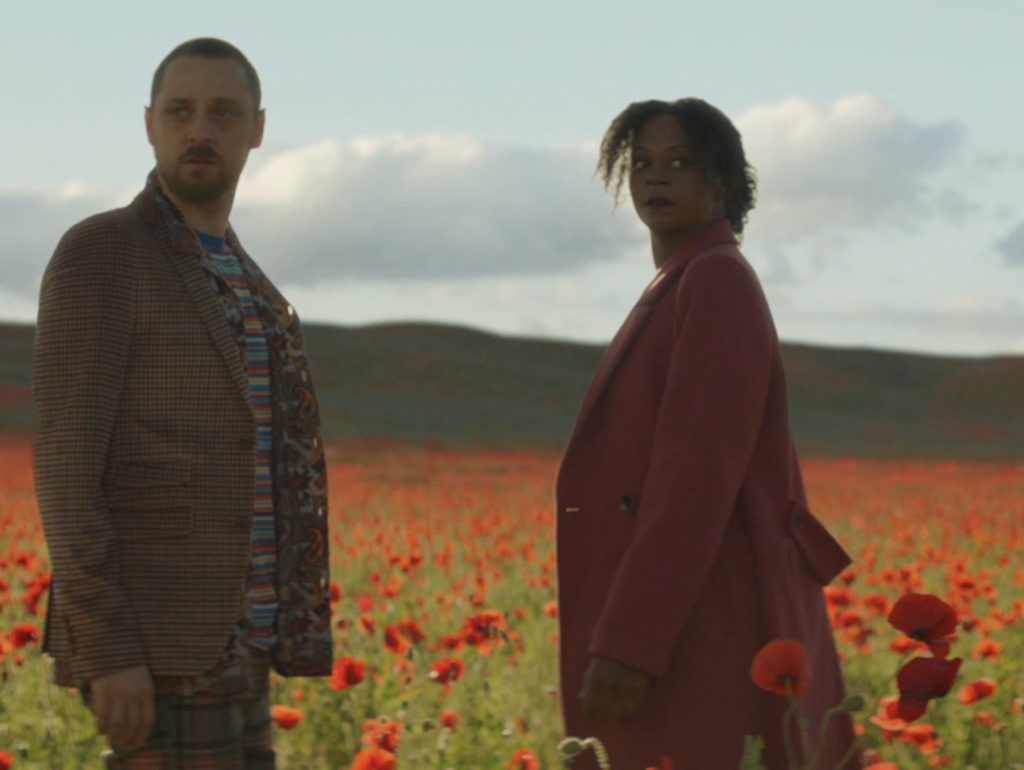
[429,657,465,686]
[330,656,367,691]
[898,723,944,754]
[440,632,465,650]
[887,593,957,658]
[958,677,997,705]
[350,747,396,770]
[12,623,41,649]
[383,625,411,655]
[972,638,1003,660]
[644,758,674,770]
[974,710,997,727]
[749,639,812,698]
[823,585,854,607]
[362,719,402,752]
[463,609,507,645]
[863,593,891,616]
[270,705,304,730]
[888,636,926,655]
[0,750,12,770]
[895,656,961,721]
[398,619,427,643]
[508,748,540,770]
[440,709,461,730]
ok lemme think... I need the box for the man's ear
[251,109,266,149]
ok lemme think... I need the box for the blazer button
[239,435,255,449]
[793,511,805,532]
[619,495,637,514]
[237,514,251,532]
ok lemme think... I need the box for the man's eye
[168,108,188,118]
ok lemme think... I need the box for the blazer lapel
[166,248,253,412]
[138,186,253,412]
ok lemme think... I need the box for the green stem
[581,737,612,770]
[782,696,800,770]
[785,681,809,770]
[807,705,838,770]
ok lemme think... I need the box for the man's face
[145,56,264,207]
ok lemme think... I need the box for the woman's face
[628,113,725,243]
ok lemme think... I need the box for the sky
[3,0,1022,357]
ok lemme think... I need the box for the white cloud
[0,185,123,296]
[1,93,1015,358]
[0,95,976,300]
[232,134,642,284]
[738,94,965,244]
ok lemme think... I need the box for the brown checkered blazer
[33,172,332,687]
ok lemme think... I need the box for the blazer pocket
[110,504,193,540]
[108,456,193,538]
[113,455,191,489]
[788,502,852,586]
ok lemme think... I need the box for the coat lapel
[563,219,739,455]
[562,273,664,454]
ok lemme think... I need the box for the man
[33,38,332,769]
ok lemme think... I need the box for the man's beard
[159,147,236,205]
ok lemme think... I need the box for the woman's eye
[632,158,649,170]
[671,158,691,169]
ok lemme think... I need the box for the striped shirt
[198,231,279,651]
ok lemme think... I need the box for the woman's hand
[579,655,653,718]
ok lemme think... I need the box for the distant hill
[2,321,1021,460]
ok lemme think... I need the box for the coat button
[619,495,637,514]
[237,513,251,532]
[239,435,255,449]
[793,511,805,532]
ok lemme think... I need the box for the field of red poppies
[1,436,1022,769]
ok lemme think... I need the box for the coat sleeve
[33,218,147,682]
[588,252,775,677]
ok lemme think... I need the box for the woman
[556,99,860,769]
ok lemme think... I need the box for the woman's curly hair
[597,98,757,235]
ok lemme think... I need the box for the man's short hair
[150,37,261,112]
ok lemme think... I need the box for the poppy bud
[558,738,585,758]
[839,694,866,712]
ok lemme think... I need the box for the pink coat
[556,219,860,769]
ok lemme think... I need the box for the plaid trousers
[86,650,275,770]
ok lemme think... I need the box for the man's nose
[186,115,215,142]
